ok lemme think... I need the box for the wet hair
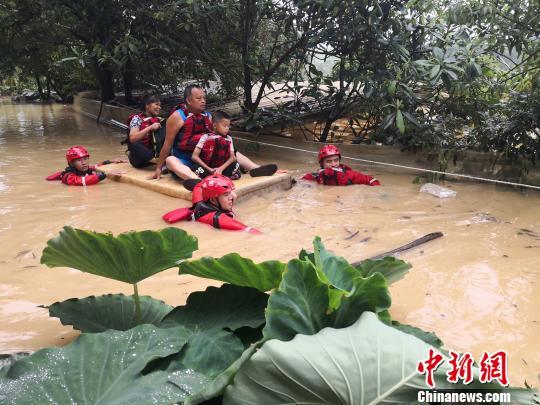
[184,85,204,102]
[213,110,231,123]
[140,93,160,111]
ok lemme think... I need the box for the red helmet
[318,144,341,163]
[200,174,235,200]
[66,146,89,164]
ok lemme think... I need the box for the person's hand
[149,166,162,180]
[150,122,161,131]
[107,169,125,179]
[214,167,223,175]
[277,169,288,174]
[111,158,127,163]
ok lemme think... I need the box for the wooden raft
[97,163,293,201]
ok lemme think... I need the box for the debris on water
[344,230,359,240]
[420,183,457,198]
[517,228,540,239]
[359,237,371,243]
[15,250,36,259]
[470,213,500,224]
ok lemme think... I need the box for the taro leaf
[263,259,329,341]
[263,258,391,341]
[392,320,444,348]
[41,226,197,284]
[355,256,412,285]
[160,284,268,332]
[184,344,259,405]
[179,253,285,292]
[166,329,245,380]
[224,312,537,404]
[0,353,29,378]
[0,325,197,404]
[48,294,173,333]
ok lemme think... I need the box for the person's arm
[129,122,160,143]
[151,113,184,179]
[62,171,106,186]
[349,170,381,186]
[215,141,236,174]
[192,147,215,173]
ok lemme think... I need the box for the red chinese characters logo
[417,348,444,388]
[446,350,474,384]
[417,350,509,388]
[479,350,509,386]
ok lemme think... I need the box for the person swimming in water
[162,174,260,233]
[302,144,380,186]
[46,146,125,186]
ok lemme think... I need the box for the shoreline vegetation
[1,0,538,174]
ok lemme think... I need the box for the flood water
[0,100,538,385]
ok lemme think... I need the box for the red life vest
[126,113,161,150]
[173,105,213,152]
[303,164,380,186]
[200,134,231,168]
[162,202,260,234]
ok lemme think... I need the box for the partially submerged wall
[74,93,539,187]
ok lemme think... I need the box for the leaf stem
[133,283,141,325]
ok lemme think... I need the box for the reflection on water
[0,99,539,385]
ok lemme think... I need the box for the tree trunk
[46,75,51,97]
[122,59,135,106]
[319,115,336,143]
[92,57,115,101]
[35,75,44,99]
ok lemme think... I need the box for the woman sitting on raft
[126,94,162,168]
[163,174,260,234]
[151,85,278,182]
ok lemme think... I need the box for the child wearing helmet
[302,144,381,186]
[162,174,260,234]
[46,146,125,186]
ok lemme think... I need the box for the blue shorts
[170,148,195,168]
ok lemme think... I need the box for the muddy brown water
[1,100,539,386]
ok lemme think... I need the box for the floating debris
[344,230,359,240]
[420,183,457,198]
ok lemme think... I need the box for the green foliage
[47,294,173,332]
[41,226,197,284]
[160,284,268,332]
[0,325,195,404]
[224,312,536,404]
[3,229,535,404]
[179,253,285,292]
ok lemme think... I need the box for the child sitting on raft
[126,94,162,168]
[46,146,124,186]
[190,110,241,180]
[303,145,380,186]
[163,174,260,234]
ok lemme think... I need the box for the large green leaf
[0,325,199,404]
[160,284,268,331]
[47,294,173,332]
[225,312,537,404]
[41,226,198,283]
[263,258,391,341]
[184,344,259,405]
[263,259,329,341]
[179,253,285,292]
[355,256,412,285]
[167,329,245,380]
[392,320,444,348]
[0,353,29,379]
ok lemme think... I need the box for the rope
[104,116,539,190]
[233,136,540,190]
